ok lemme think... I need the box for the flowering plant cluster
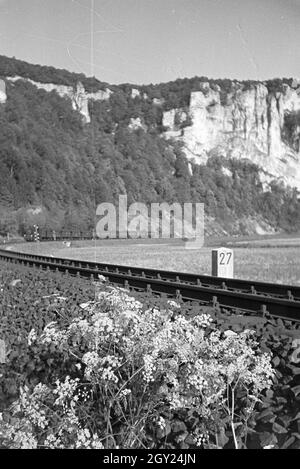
[0,285,275,449]
[0,378,103,449]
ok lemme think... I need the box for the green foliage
[0,55,299,235]
[265,78,294,94]
[0,262,96,408]
[283,111,300,152]
[0,54,109,93]
[0,261,299,449]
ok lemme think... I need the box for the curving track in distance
[0,248,300,322]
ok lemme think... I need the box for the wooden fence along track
[0,248,299,322]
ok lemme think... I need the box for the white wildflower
[28,329,37,346]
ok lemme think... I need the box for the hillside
[0,55,300,237]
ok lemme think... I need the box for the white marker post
[0,339,6,364]
[212,247,234,278]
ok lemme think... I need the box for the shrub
[0,284,275,449]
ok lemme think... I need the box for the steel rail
[2,248,299,299]
[0,248,300,321]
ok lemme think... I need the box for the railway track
[0,248,300,322]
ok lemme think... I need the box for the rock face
[4,72,300,190]
[131,88,140,99]
[0,79,6,103]
[163,81,300,189]
[128,117,147,131]
[6,76,112,123]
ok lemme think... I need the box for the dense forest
[0,55,110,93]
[0,55,299,237]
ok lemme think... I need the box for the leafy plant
[0,283,275,449]
[0,261,299,449]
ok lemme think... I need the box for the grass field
[9,236,300,286]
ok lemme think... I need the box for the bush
[0,261,299,449]
[0,283,275,449]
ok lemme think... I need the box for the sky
[0,0,299,85]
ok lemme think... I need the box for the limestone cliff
[3,70,300,192]
[6,76,112,123]
[162,81,300,189]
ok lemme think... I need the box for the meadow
[11,236,300,286]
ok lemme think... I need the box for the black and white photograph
[0,0,299,453]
